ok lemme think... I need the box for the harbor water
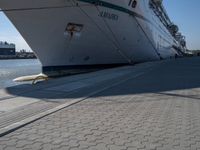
[0,59,41,89]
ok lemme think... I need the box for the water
[0,59,41,89]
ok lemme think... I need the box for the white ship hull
[0,0,180,76]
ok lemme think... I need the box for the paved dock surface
[0,57,200,150]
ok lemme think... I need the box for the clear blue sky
[0,12,31,51]
[0,0,199,51]
[163,0,200,50]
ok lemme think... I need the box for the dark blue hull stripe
[78,0,150,23]
[43,63,129,72]
[78,0,172,38]
[77,0,165,58]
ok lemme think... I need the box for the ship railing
[149,0,172,27]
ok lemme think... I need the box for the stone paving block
[106,144,127,150]
[0,58,200,150]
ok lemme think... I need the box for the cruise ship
[0,0,187,76]
[0,41,16,56]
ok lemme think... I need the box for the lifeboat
[169,24,179,35]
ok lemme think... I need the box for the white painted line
[0,97,40,112]
[0,72,145,137]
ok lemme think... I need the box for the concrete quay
[0,57,200,150]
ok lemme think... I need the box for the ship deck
[0,57,200,150]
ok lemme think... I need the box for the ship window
[149,0,154,8]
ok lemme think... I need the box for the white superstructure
[0,0,187,76]
[0,41,16,56]
[0,41,15,49]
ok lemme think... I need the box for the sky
[163,0,200,50]
[0,0,200,51]
[0,12,31,51]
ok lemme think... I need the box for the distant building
[191,50,200,56]
[0,41,16,56]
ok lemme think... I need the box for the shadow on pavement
[5,57,200,101]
